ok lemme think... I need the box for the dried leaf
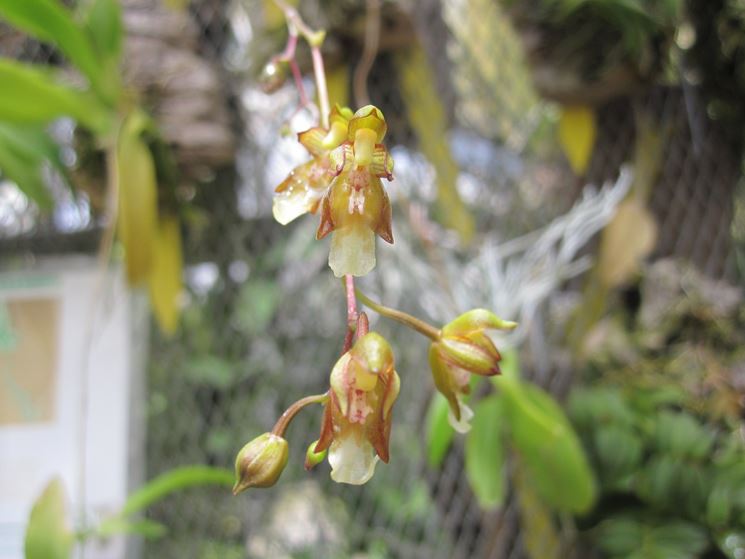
[597,197,657,287]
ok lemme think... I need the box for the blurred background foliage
[2,0,745,557]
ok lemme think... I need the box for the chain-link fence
[1,0,742,558]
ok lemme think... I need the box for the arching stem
[271,393,329,437]
[355,289,441,341]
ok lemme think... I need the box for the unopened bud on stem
[233,433,289,495]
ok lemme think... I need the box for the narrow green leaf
[500,377,596,513]
[80,0,123,67]
[0,0,111,100]
[425,392,455,468]
[0,59,109,132]
[119,466,233,517]
[24,478,73,559]
[594,515,643,557]
[465,395,506,508]
[94,518,167,540]
[0,126,54,209]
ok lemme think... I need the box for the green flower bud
[304,440,328,470]
[233,433,289,495]
[429,309,516,430]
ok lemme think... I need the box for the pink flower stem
[289,59,310,108]
[278,32,298,61]
[342,274,358,352]
[311,45,330,128]
[271,0,329,128]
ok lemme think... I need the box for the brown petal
[369,408,392,463]
[374,188,394,244]
[316,195,335,240]
[313,400,335,454]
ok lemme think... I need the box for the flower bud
[322,105,354,150]
[304,440,328,471]
[430,310,516,432]
[232,433,289,495]
[259,60,289,94]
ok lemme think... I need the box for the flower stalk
[355,289,441,341]
[271,393,329,437]
[271,0,330,127]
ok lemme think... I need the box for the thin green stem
[271,392,329,437]
[355,289,441,341]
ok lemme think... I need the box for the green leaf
[80,0,123,63]
[594,515,643,557]
[596,516,707,559]
[0,124,56,209]
[0,0,112,101]
[498,347,520,381]
[500,377,596,513]
[425,392,455,468]
[93,467,232,544]
[593,424,643,483]
[184,355,236,389]
[118,466,233,517]
[465,395,506,508]
[0,59,108,132]
[24,478,73,559]
[649,521,709,559]
[653,411,713,459]
[93,518,167,540]
[707,463,745,526]
[718,531,745,559]
[233,279,280,335]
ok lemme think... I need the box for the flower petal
[328,436,379,485]
[297,127,328,157]
[272,185,324,225]
[447,398,474,434]
[371,145,394,180]
[442,309,518,337]
[328,222,376,277]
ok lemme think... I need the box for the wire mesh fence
[1,0,742,558]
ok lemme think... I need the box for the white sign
[0,257,145,559]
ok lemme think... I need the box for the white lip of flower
[329,223,375,278]
[328,436,379,485]
[447,396,474,434]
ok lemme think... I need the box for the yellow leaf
[148,216,183,335]
[558,105,596,175]
[597,198,657,287]
[396,46,475,244]
[116,111,158,286]
[163,0,189,10]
